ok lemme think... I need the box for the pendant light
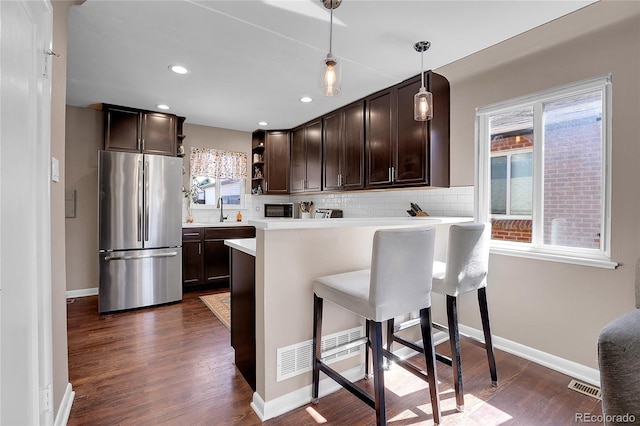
[414,41,433,121]
[321,0,342,96]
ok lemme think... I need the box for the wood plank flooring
[67,291,602,425]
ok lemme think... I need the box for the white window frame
[475,75,616,269]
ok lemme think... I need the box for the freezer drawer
[99,247,182,313]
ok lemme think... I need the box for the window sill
[490,246,618,269]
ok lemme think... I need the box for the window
[189,147,247,209]
[476,75,616,268]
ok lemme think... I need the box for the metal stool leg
[420,307,441,425]
[365,319,372,379]
[478,287,498,386]
[312,294,323,403]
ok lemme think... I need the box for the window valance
[190,147,247,180]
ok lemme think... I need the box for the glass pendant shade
[321,54,341,97]
[414,86,433,121]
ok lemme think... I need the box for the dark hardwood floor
[67,291,602,425]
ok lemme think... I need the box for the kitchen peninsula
[232,216,470,421]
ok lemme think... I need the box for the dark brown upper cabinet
[323,100,365,191]
[104,104,178,157]
[259,130,290,195]
[290,119,322,193]
[365,71,449,189]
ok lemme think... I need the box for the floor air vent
[568,379,602,400]
[277,326,364,382]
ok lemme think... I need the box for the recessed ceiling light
[156,104,170,110]
[258,121,268,126]
[169,64,189,75]
[300,96,313,103]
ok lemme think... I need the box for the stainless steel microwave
[264,203,294,218]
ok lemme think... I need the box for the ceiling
[66,0,596,133]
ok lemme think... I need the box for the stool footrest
[394,317,421,333]
[392,333,452,366]
[382,349,431,383]
[321,337,368,360]
[432,321,490,350]
[317,361,375,409]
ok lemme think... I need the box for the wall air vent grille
[568,379,602,400]
[276,326,364,382]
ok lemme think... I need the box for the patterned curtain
[190,147,247,180]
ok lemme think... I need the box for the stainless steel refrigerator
[98,150,182,313]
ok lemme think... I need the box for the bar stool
[432,222,496,411]
[312,227,441,425]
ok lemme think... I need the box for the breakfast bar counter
[245,216,471,421]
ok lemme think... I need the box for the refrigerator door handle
[144,160,150,242]
[104,251,179,261]
[137,160,143,242]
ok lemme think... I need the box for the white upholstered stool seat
[312,227,441,425]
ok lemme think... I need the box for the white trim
[66,287,98,299]
[457,324,600,387]
[490,245,618,269]
[251,365,364,421]
[53,383,75,426]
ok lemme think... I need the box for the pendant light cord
[420,49,425,88]
[329,0,334,55]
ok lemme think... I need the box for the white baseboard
[66,287,98,299]
[54,383,75,426]
[251,365,364,422]
[456,324,600,387]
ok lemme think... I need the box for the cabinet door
[342,101,364,190]
[305,119,322,192]
[428,71,450,188]
[290,126,306,193]
[142,112,176,156]
[366,89,394,188]
[395,76,428,185]
[203,240,229,284]
[104,106,140,153]
[323,111,342,191]
[265,131,290,194]
[182,240,202,286]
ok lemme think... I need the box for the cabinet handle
[141,138,145,151]
[265,181,268,192]
[302,179,306,190]
[391,167,396,182]
[183,232,200,236]
[388,167,392,183]
[198,243,201,255]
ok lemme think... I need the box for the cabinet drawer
[182,228,203,241]
[204,226,256,240]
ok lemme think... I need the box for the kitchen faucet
[217,197,227,222]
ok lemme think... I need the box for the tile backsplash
[184,186,474,223]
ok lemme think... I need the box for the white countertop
[224,238,256,256]
[248,216,472,230]
[182,221,253,228]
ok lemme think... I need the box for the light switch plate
[51,157,59,182]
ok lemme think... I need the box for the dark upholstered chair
[597,309,640,425]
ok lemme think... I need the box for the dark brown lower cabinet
[182,226,255,290]
[229,247,256,391]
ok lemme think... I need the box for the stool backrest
[442,222,491,295]
[369,227,436,319]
